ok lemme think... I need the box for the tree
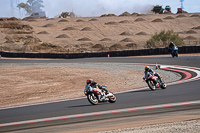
[17,0,44,16]
[17,3,31,15]
[146,30,184,48]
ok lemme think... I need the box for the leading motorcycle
[84,86,116,105]
[171,46,178,57]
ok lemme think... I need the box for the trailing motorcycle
[144,74,167,90]
[84,86,116,105]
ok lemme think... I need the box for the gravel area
[97,119,200,133]
[0,62,181,83]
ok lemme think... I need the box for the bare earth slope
[0,13,200,53]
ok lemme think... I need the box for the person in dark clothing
[168,42,175,53]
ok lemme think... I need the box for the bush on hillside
[146,30,184,48]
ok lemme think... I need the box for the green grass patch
[146,30,184,48]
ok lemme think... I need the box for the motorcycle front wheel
[87,93,98,105]
[161,83,167,89]
[147,80,156,90]
[176,51,178,57]
[108,93,116,103]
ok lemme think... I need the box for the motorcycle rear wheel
[108,94,116,103]
[147,80,156,90]
[87,93,98,105]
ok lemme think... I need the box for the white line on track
[1,100,200,127]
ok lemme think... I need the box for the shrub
[146,30,184,48]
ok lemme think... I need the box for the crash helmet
[86,79,93,85]
[170,42,174,45]
[145,66,150,71]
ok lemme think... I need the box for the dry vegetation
[0,12,200,53]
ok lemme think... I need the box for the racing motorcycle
[144,74,167,90]
[84,85,116,105]
[171,46,178,57]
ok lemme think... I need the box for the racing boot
[159,77,163,83]
[98,95,105,102]
[105,90,109,95]
[103,88,109,94]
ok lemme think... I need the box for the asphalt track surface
[0,55,200,132]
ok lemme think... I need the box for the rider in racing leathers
[84,79,109,101]
[168,42,176,54]
[143,66,163,87]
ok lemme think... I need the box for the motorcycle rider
[84,79,109,101]
[143,66,163,87]
[168,42,176,54]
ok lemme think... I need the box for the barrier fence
[0,46,200,59]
